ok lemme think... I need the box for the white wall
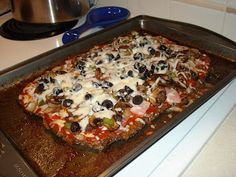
[96,0,236,42]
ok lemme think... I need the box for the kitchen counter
[1,12,236,177]
[182,106,236,177]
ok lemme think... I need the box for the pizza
[19,31,211,150]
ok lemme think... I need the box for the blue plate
[62,6,130,44]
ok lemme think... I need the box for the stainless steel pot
[10,0,90,24]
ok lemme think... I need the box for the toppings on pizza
[19,31,211,150]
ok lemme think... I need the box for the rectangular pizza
[19,31,211,150]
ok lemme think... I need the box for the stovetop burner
[0,19,78,40]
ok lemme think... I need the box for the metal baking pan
[0,15,236,177]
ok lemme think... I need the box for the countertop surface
[0,11,236,177]
[182,106,236,177]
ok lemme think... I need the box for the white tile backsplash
[96,0,236,41]
[170,1,225,34]
[96,0,128,7]
[127,0,170,18]
[223,12,236,42]
[227,0,236,9]
[209,0,227,5]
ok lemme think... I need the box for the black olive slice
[124,85,134,95]
[115,54,121,60]
[53,87,63,96]
[63,99,74,107]
[138,65,146,73]
[39,78,49,84]
[92,82,102,88]
[35,83,45,94]
[70,122,81,132]
[106,53,115,61]
[73,83,82,92]
[127,70,134,77]
[94,118,103,126]
[85,93,92,100]
[96,60,103,65]
[133,52,144,60]
[101,99,114,109]
[159,44,167,51]
[132,95,144,105]
[76,60,86,70]
[148,47,156,55]
[102,81,113,89]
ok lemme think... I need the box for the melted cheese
[112,76,144,92]
[54,73,73,88]
[21,30,209,137]
[79,117,89,131]
[94,109,115,119]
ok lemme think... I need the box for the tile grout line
[221,0,228,35]
[172,0,227,12]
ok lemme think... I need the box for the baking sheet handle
[0,130,38,177]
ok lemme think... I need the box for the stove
[0,10,236,177]
[0,19,78,40]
